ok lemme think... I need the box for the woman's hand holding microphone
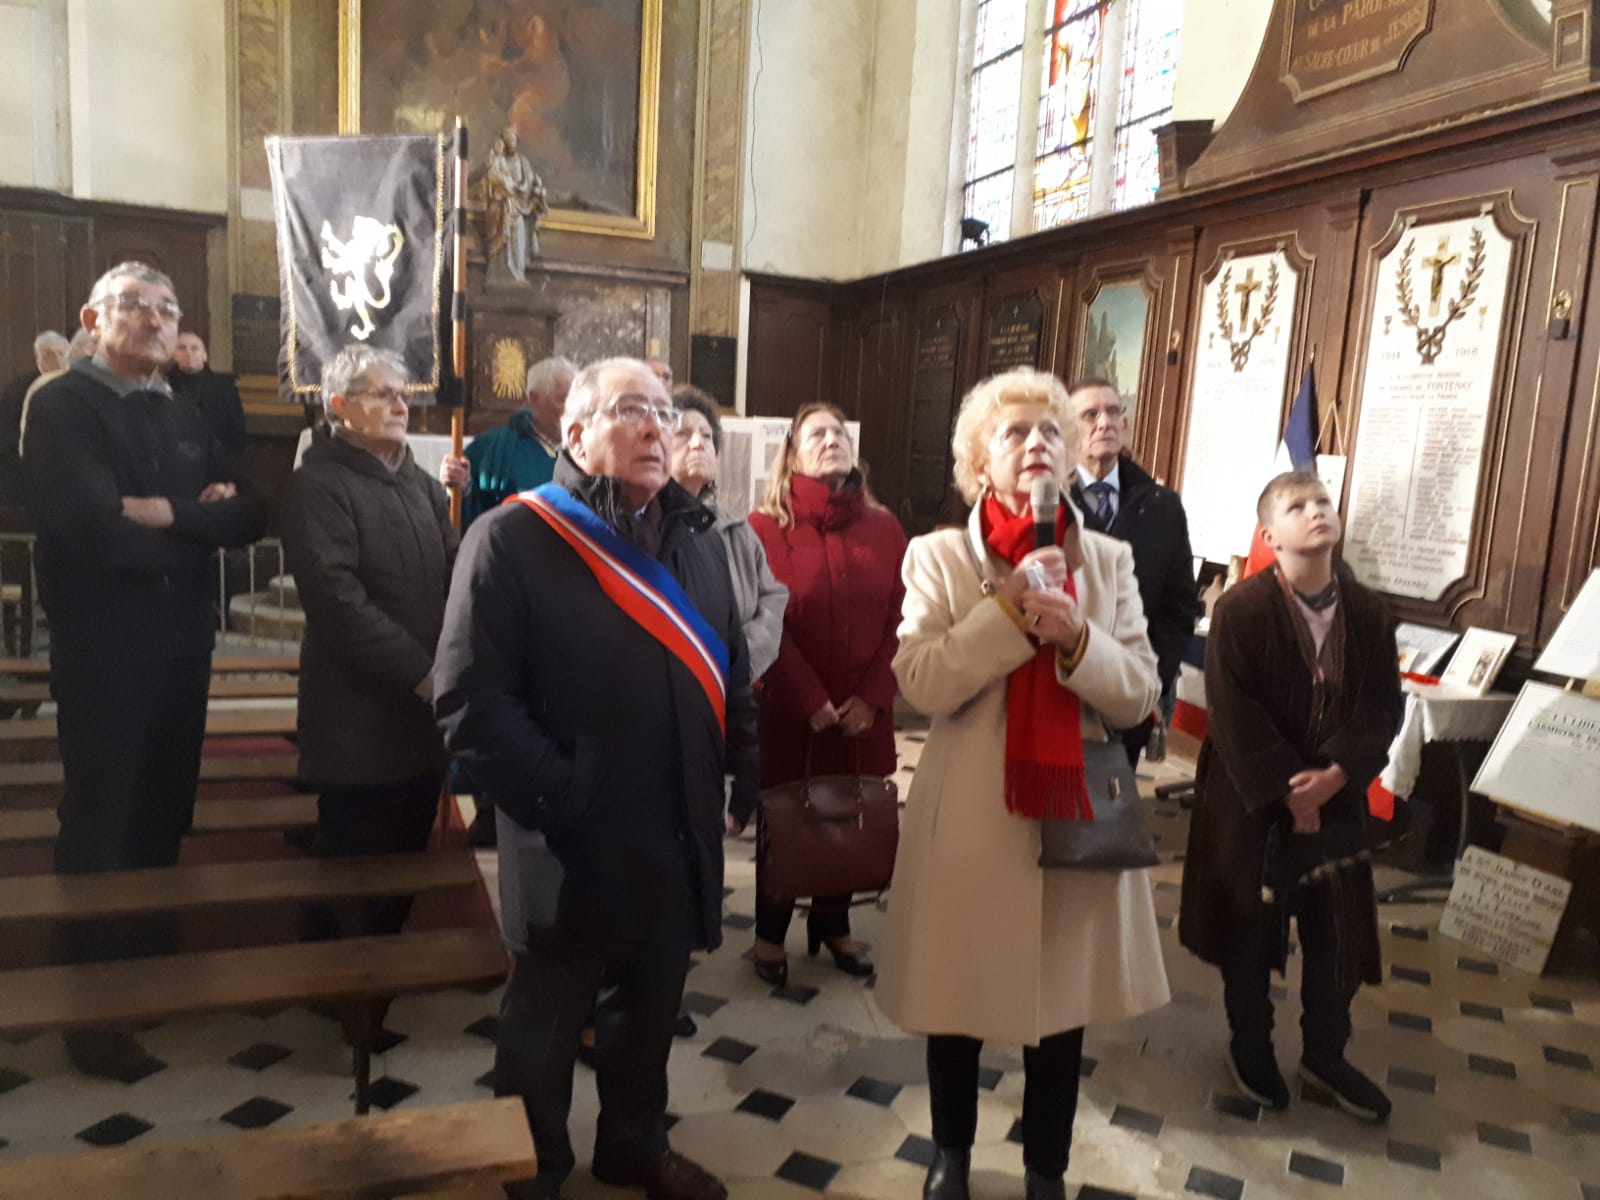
[1002,544,1085,650]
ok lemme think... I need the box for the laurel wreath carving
[1396,227,1486,366]
[1216,260,1281,372]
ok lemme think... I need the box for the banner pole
[450,117,470,528]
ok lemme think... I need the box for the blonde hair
[951,367,1077,502]
[759,402,879,528]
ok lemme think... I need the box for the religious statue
[483,126,547,284]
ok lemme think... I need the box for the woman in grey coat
[670,386,788,686]
[281,344,459,944]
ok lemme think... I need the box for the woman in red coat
[743,402,907,986]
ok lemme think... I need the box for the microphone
[1030,477,1059,550]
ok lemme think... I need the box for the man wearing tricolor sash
[435,358,757,1200]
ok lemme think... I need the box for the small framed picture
[1439,627,1518,695]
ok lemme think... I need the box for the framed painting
[339,0,660,239]
[1076,278,1151,434]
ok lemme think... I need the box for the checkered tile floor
[3,731,1599,1199]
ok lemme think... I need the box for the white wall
[0,0,228,213]
[1171,0,1274,126]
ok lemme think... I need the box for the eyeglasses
[347,386,408,404]
[1076,402,1126,427]
[106,292,182,322]
[604,395,682,431]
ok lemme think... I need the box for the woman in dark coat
[742,402,907,984]
[281,345,458,943]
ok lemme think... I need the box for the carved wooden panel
[1339,163,1558,642]
[0,210,92,383]
[979,266,1066,377]
[745,286,837,419]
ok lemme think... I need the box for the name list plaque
[908,312,962,514]
[1181,248,1301,564]
[986,296,1045,372]
[1343,215,1514,600]
[1281,0,1434,103]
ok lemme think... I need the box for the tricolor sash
[512,484,728,733]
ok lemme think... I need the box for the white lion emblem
[320,216,404,342]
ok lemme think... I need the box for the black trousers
[753,894,851,946]
[303,771,442,941]
[1220,887,1357,1061]
[927,1029,1084,1177]
[496,937,689,1191]
[1118,717,1154,771]
[52,654,211,963]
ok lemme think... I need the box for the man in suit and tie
[1067,377,1198,769]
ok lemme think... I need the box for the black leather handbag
[1037,737,1160,869]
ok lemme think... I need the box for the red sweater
[749,474,907,786]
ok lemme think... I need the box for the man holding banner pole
[435,357,757,1200]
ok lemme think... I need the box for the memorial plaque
[232,294,282,378]
[909,312,962,513]
[1281,0,1434,103]
[690,334,738,409]
[1181,249,1302,563]
[986,296,1045,372]
[1440,846,1572,975]
[1344,214,1514,600]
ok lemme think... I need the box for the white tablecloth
[1380,683,1516,797]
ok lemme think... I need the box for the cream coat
[874,507,1171,1045]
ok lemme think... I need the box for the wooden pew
[0,928,510,1114]
[0,676,301,705]
[0,755,297,802]
[0,654,300,678]
[0,1098,536,1200]
[0,792,317,846]
[0,851,481,923]
[0,707,298,759]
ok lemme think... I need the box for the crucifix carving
[1235,268,1262,327]
[1422,237,1458,318]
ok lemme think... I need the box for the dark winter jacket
[169,367,248,463]
[1178,564,1402,975]
[1070,454,1197,693]
[280,430,458,788]
[22,359,265,665]
[747,472,907,800]
[433,454,760,961]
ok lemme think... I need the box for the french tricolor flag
[1241,361,1319,578]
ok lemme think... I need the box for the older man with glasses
[22,261,266,1080]
[1065,377,1198,770]
[435,357,758,1200]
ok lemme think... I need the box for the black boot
[1024,1171,1067,1200]
[922,1147,971,1200]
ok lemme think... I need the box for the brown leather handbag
[756,748,899,905]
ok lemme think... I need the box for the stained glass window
[1112,0,1182,211]
[1033,2,1104,231]
[962,0,1028,247]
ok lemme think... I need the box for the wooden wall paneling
[842,294,910,511]
[896,284,981,533]
[1169,212,1323,499]
[744,280,837,418]
[1339,165,1551,641]
[1536,158,1600,647]
[1066,243,1176,476]
[0,211,91,383]
[1146,226,1199,485]
[1310,196,1367,460]
[978,265,1065,378]
[93,216,214,348]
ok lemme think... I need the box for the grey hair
[85,261,176,310]
[561,356,657,437]
[526,355,577,396]
[33,331,68,354]
[320,344,409,410]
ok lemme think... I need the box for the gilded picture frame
[338,0,660,240]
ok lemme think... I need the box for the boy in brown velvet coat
[1179,470,1403,1122]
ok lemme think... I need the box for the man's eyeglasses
[106,293,182,322]
[1076,402,1126,427]
[604,395,682,431]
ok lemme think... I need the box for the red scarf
[981,493,1090,821]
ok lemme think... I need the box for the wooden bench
[0,707,299,759]
[1,754,297,802]
[0,1098,536,1200]
[0,928,510,1113]
[0,792,318,846]
[0,851,481,923]
[0,654,300,678]
[0,675,301,705]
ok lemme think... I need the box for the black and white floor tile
[3,731,1599,1199]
